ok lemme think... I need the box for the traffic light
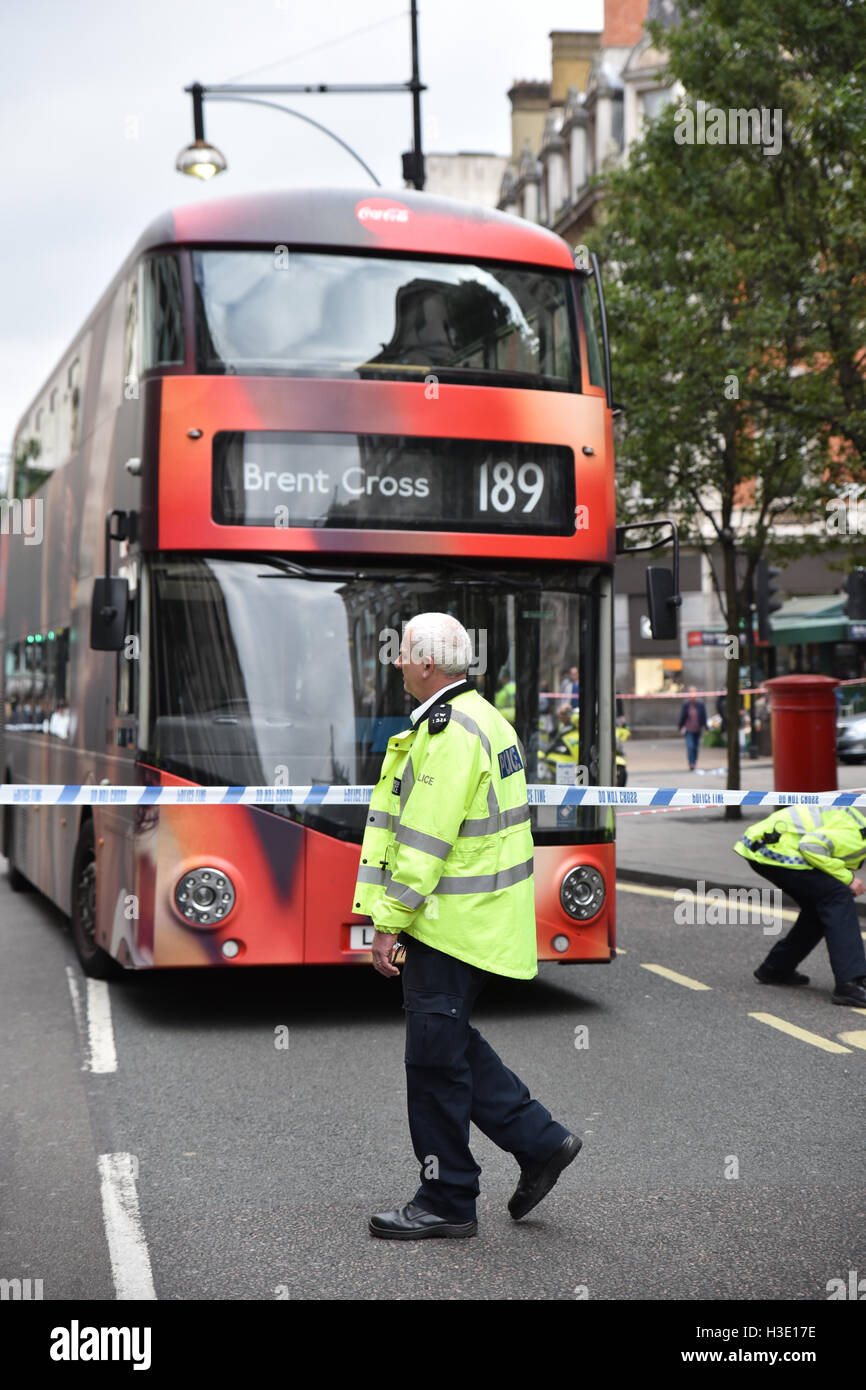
[401,149,425,188]
[842,567,866,622]
[755,558,783,642]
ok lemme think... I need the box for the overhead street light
[175,0,426,188]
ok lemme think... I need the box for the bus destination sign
[213,431,575,535]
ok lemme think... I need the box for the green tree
[12,436,48,501]
[589,0,866,813]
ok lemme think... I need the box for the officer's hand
[851,877,864,897]
[371,931,401,977]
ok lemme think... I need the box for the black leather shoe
[831,977,866,1007]
[368,1201,477,1240]
[508,1133,582,1221]
[754,964,809,986]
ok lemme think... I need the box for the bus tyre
[8,861,31,892]
[71,821,123,980]
[616,764,627,788]
[4,803,32,892]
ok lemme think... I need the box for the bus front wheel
[70,821,123,980]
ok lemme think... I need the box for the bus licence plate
[350,926,376,950]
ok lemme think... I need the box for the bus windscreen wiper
[257,558,361,582]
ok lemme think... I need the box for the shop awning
[770,594,848,646]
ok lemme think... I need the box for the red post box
[764,675,839,792]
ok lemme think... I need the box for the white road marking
[65,967,86,1068]
[66,968,118,1073]
[97,1153,156,1300]
[85,979,118,1073]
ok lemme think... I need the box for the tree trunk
[724,540,742,821]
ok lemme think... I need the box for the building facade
[494,0,864,696]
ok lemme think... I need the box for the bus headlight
[560,866,605,921]
[175,867,236,926]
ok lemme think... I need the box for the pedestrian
[733,804,866,1006]
[354,611,580,1239]
[678,686,708,770]
[560,664,580,709]
[716,692,727,734]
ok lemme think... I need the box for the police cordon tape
[4,784,866,808]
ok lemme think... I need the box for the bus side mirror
[90,577,129,651]
[646,566,679,641]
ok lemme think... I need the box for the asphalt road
[1,865,864,1303]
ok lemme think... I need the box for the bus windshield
[192,250,578,389]
[146,556,609,843]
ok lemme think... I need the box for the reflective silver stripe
[449,709,491,761]
[434,855,534,895]
[394,823,453,860]
[356,864,386,885]
[366,809,396,830]
[787,806,814,833]
[800,834,834,856]
[460,802,530,837]
[460,781,500,837]
[399,758,414,812]
[384,877,426,909]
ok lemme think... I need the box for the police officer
[543,703,581,777]
[355,612,580,1240]
[734,804,866,1006]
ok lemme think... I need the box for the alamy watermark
[674,101,783,157]
[0,1277,43,1299]
[674,880,783,934]
[0,497,43,545]
[826,483,866,536]
[826,1269,866,1299]
[378,624,487,675]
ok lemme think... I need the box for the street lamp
[175,83,227,179]
[175,0,426,188]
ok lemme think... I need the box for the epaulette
[428,704,452,734]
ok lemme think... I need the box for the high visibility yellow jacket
[351,684,538,979]
[545,723,580,763]
[733,804,866,884]
[494,680,516,726]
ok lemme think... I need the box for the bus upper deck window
[140,256,185,371]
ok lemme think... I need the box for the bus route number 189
[478,461,544,513]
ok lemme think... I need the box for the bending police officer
[734,804,866,1006]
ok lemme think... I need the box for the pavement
[615,738,866,915]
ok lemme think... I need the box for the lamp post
[175,0,426,188]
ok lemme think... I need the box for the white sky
[0,0,603,454]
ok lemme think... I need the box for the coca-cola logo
[355,198,411,229]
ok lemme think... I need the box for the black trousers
[399,933,569,1223]
[749,862,866,985]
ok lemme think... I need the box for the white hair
[403,612,472,677]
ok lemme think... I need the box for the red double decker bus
[3,188,636,976]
